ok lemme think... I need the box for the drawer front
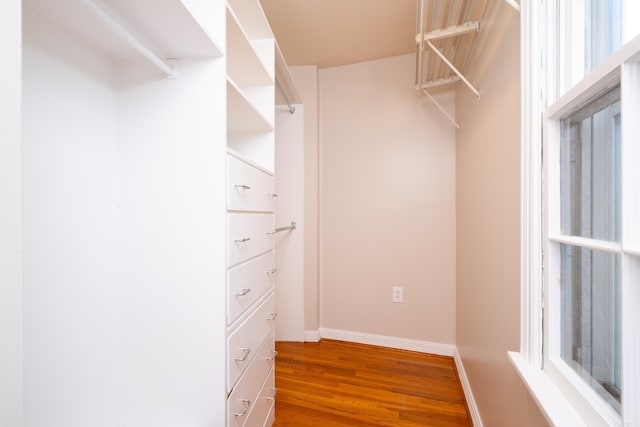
[228,252,276,326]
[227,213,273,268]
[244,367,275,427]
[228,155,275,213]
[227,294,276,391]
[227,331,276,427]
[263,401,275,427]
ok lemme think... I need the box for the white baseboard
[304,330,321,342]
[454,347,483,427]
[318,328,455,357]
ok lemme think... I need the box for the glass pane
[560,88,620,241]
[560,244,621,413]
[557,0,640,98]
[587,0,624,73]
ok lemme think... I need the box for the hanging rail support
[415,21,479,44]
[416,75,461,91]
[275,78,295,114]
[425,39,480,99]
[422,90,460,129]
[82,0,178,78]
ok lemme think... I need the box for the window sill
[508,351,587,427]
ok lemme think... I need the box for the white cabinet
[17,0,281,425]
[225,1,277,426]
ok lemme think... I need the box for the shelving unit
[17,0,286,424]
[225,1,278,426]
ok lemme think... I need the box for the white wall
[455,2,550,426]
[22,14,120,425]
[289,66,319,336]
[318,54,456,344]
[0,0,23,425]
[274,105,305,341]
[117,57,227,425]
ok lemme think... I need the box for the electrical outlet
[392,286,403,303]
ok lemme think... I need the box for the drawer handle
[266,387,277,401]
[234,184,251,190]
[266,313,277,321]
[233,399,251,417]
[234,237,251,243]
[233,288,251,297]
[267,193,278,198]
[233,347,251,362]
[266,350,278,361]
[266,268,278,275]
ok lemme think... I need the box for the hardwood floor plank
[273,340,472,427]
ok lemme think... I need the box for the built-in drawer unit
[227,212,273,268]
[228,154,275,213]
[227,252,276,326]
[227,293,276,391]
[227,330,276,427]
[243,367,275,427]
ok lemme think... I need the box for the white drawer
[263,401,275,427]
[227,213,273,268]
[228,252,276,326]
[244,367,275,427]
[227,331,276,427]
[227,294,276,391]
[228,155,275,213]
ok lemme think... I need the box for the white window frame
[510,1,640,426]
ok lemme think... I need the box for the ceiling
[260,0,417,69]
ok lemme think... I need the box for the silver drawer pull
[266,388,277,401]
[267,193,278,198]
[266,313,277,321]
[234,237,251,243]
[266,268,277,275]
[233,347,251,362]
[233,288,251,297]
[233,399,251,417]
[266,350,278,361]
[234,184,251,190]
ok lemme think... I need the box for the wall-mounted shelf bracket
[425,40,479,99]
[82,0,179,78]
[422,89,460,129]
[415,21,479,44]
[417,75,461,91]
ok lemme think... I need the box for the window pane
[557,0,640,98]
[560,244,621,413]
[560,88,620,241]
[587,0,624,73]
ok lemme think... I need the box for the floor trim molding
[318,328,455,357]
[453,347,483,427]
[304,330,321,342]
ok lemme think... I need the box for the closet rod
[275,78,296,114]
[82,0,178,78]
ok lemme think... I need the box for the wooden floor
[273,340,472,427]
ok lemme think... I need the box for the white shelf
[25,0,223,76]
[227,0,273,40]
[226,6,273,86]
[227,77,274,132]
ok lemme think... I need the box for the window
[514,1,640,426]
